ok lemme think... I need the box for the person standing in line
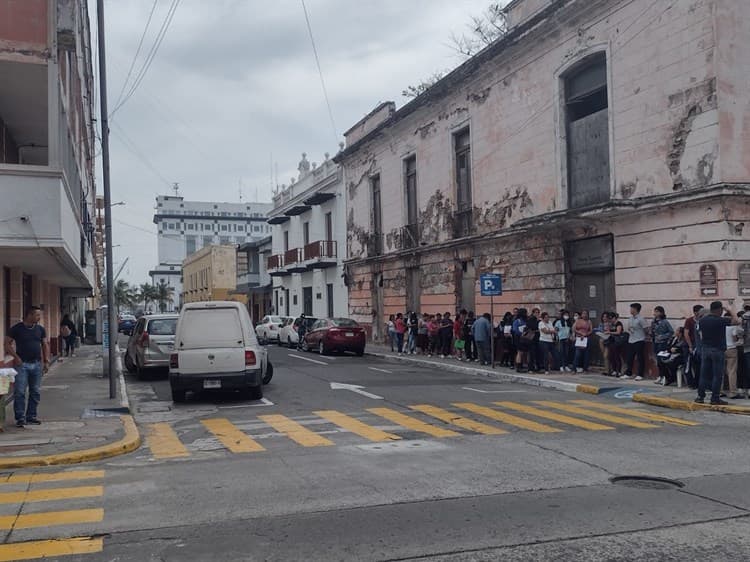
[407,312,419,355]
[472,312,492,366]
[439,312,454,358]
[499,311,515,367]
[8,306,50,428]
[573,310,593,373]
[554,310,573,372]
[594,312,612,375]
[418,313,429,355]
[454,310,466,361]
[1,337,20,431]
[651,306,674,358]
[463,311,477,362]
[683,305,704,388]
[386,315,396,352]
[60,314,77,358]
[695,301,735,405]
[622,303,647,381]
[394,313,406,354]
[725,312,742,399]
[526,308,541,373]
[427,314,440,357]
[609,313,626,377]
[739,306,750,398]
[513,308,529,373]
[539,312,560,374]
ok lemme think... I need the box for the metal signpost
[479,273,502,367]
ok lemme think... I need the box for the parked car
[118,314,136,335]
[255,315,291,344]
[170,301,272,403]
[124,314,178,378]
[302,318,366,356]
[280,316,319,347]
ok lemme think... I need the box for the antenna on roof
[239,178,243,202]
[172,182,180,196]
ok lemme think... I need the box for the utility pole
[96,0,117,399]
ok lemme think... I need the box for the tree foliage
[154,281,175,313]
[402,71,447,99]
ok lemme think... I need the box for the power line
[300,0,338,144]
[110,0,181,118]
[110,121,172,189]
[113,218,156,235]
[112,0,159,112]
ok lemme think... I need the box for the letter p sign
[479,273,502,297]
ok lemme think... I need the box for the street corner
[0,414,141,469]
[632,393,750,416]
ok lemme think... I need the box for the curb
[367,352,603,395]
[633,393,750,415]
[0,415,141,469]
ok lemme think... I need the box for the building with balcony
[337,0,750,342]
[149,195,272,309]
[0,0,98,348]
[266,153,347,318]
[182,245,245,305]
[236,236,272,323]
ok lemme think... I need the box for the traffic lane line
[258,414,335,447]
[0,486,103,504]
[0,470,105,485]
[201,418,265,453]
[409,405,507,435]
[147,423,190,459]
[0,537,103,561]
[532,401,659,429]
[367,408,460,438]
[0,508,104,530]
[314,410,401,442]
[287,353,328,366]
[494,401,614,431]
[569,400,701,426]
[368,367,393,374]
[453,403,563,433]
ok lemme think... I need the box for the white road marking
[368,367,392,374]
[288,353,328,365]
[462,387,526,394]
[219,398,275,408]
[330,382,384,400]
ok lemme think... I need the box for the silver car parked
[125,314,179,378]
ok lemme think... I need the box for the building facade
[236,236,273,324]
[0,0,98,348]
[149,195,272,309]
[266,154,348,319]
[338,0,750,343]
[182,245,244,304]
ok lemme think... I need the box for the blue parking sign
[480,274,502,296]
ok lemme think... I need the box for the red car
[302,318,366,356]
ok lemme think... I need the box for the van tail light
[140,332,150,346]
[245,350,256,366]
[169,353,178,369]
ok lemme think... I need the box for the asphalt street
[3,344,750,561]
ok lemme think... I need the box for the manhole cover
[610,476,684,490]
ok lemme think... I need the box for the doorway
[22,273,32,313]
[303,287,313,316]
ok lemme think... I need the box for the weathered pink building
[337,0,750,342]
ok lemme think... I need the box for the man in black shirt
[695,301,733,406]
[7,306,49,427]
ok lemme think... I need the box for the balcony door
[325,212,332,242]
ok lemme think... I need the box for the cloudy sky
[98,0,492,284]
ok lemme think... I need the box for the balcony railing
[401,223,419,250]
[303,240,337,260]
[453,209,474,238]
[267,254,284,270]
[284,248,304,266]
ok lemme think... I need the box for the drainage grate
[610,476,684,490]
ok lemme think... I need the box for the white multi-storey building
[266,153,347,319]
[150,195,272,309]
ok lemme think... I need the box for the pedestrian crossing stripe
[532,401,658,429]
[493,401,615,430]
[0,508,104,530]
[142,401,700,459]
[410,405,507,435]
[0,470,105,485]
[0,537,103,562]
[0,486,103,504]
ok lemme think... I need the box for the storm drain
[610,476,684,490]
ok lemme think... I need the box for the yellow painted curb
[0,415,141,469]
[633,393,750,415]
[576,384,602,395]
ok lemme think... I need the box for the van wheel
[287,336,292,348]
[246,385,263,400]
[319,341,327,355]
[263,361,274,385]
[124,353,136,374]
[171,387,186,403]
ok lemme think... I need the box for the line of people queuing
[384,302,750,399]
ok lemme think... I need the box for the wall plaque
[699,264,718,297]
[739,263,750,297]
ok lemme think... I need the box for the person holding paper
[573,310,593,373]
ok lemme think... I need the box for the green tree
[155,281,175,313]
[139,283,157,313]
[113,279,136,312]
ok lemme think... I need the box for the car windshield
[269,316,283,324]
[148,318,177,335]
[331,318,358,327]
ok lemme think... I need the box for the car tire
[135,358,143,380]
[301,340,309,352]
[355,348,365,357]
[319,341,327,355]
[171,387,186,403]
[246,384,263,400]
[287,336,293,348]
[263,361,274,385]
[124,352,136,373]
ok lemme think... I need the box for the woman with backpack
[513,308,529,373]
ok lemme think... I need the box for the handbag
[521,329,536,344]
[60,325,71,338]
[575,336,588,348]
[454,339,465,350]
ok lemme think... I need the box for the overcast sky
[98,0,491,285]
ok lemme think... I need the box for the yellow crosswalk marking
[569,400,701,426]
[0,537,103,561]
[0,486,103,504]
[147,423,190,458]
[0,508,104,530]
[367,408,460,438]
[453,403,563,433]
[494,402,614,430]
[410,405,507,435]
[202,418,265,453]
[532,401,658,429]
[0,470,105,485]
[314,410,401,442]
[258,414,334,447]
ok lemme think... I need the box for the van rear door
[177,307,246,374]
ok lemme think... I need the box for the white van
[169,301,271,403]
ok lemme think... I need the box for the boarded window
[371,175,382,255]
[566,54,610,208]
[404,157,418,248]
[454,128,472,237]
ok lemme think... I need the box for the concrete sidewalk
[0,345,140,468]
[366,344,750,415]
